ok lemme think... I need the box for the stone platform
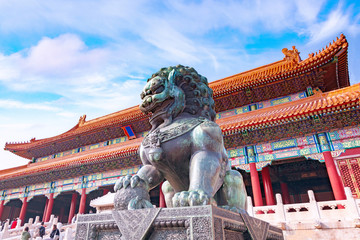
[75,205,283,240]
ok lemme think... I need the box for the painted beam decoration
[1,166,141,202]
[229,126,360,171]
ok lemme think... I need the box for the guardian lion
[114,65,247,213]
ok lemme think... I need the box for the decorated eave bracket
[121,125,136,140]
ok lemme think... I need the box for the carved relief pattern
[97,230,122,240]
[241,213,270,240]
[192,216,212,239]
[74,206,283,240]
[78,213,112,222]
[149,229,189,240]
[142,117,205,147]
[112,208,160,240]
[213,217,223,240]
[158,206,210,217]
[75,223,88,240]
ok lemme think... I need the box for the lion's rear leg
[218,170,248,214]
[161,180,175,208]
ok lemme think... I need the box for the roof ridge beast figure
[114,65,247,213]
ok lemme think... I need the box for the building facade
[1,34,359,227]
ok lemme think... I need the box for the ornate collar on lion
[142,117,206,148]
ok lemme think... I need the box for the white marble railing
[247,187,360,230]
[0,215,76,240]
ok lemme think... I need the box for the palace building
[1,34,359,229]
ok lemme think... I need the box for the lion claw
[128,196,154,210]
[172,190,210,207]
[130,175,140,188]
[114,175,142,192]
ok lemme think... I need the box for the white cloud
[306,3,360,45]
[294,0,326,24]
[23,34,109,76]
[0,99,60,111]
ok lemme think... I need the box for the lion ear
[168,69,179,85]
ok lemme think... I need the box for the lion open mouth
[140,79,167,114]
[141,97,173,114]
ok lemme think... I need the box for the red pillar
[103,189,109,195]
[19,197,28,225]
[323,151,346,200]
[280,182,291,204]
[42,198,49,222]
[45,193,54,222]
[68,193,78,223]
[159,182,166,208]
[78,188,87,214]
[0,200,4,219]
[262,167,275,205]
[249,162,263,206]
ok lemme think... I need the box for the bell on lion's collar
[149,139,163,162]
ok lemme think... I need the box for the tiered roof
[211,34,349,98]
[1,83,359,187]
[218,83,360,134]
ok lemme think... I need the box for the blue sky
[0,0,360,170]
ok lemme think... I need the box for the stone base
[75,205,283,240]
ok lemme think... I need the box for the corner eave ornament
[114,65,247,213]
[282,46,301,64]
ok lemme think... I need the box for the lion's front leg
[114,164,164,210]
[172,151,222,207]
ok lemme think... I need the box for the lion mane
[148,65,216,122]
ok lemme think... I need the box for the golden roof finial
[78,114,87,127]
[282,46,301,64]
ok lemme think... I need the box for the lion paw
[114,175,145,192]
[128,196,154,210]
[172,190,210,207]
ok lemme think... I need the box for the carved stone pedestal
[75,205,283,240]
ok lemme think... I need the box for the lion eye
[153,86,164,94]
[146,90,152,95]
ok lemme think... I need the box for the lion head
[140,65,215,129]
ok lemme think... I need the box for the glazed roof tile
[211,34,348,98]
[218,83,360,133]
[5,105,146,151]
[0,137,142,180]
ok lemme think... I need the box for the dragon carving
[114,65,247,212]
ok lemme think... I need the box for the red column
[68,193,78,223]
[159,182,166,208]
[0,200,4,219]
[42,198,49,222]
[19,197,28,225]
[280,182,291,204]
[262,167,275,205]
[103,189,109,195]
[78,188,87,214]
[45,193,54,222]
[323,151,346,200]
[249,162,263,206]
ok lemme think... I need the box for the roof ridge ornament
[282,46,301,65]
[78,114,87,127]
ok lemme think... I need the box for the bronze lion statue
[114,65,247,213]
